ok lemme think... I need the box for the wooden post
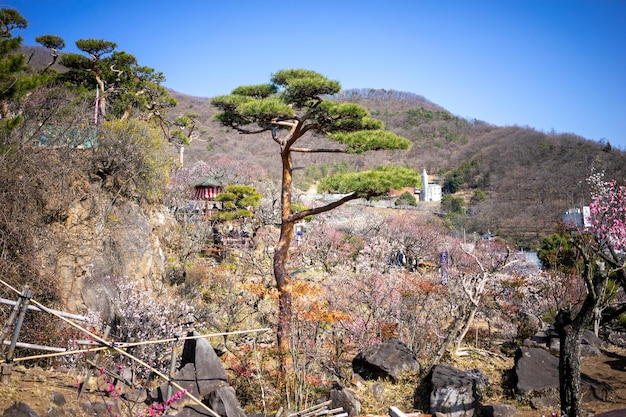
[0,288,26,349]
[166,343,178,402]
[0,363,12,384]
[78,326,110,398]
[1,286,31,384]
[6,287,31,362]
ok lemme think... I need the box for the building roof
[194,176,225,187]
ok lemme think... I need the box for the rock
[352,339,420,381]
[35,193,180,320]
[429,364,487,417]
[581,330,602,357]
[480,404,518,417]
[122,388,148,403]
[81,400,121,417]
[49,393,65,407]
[581,374,615,402]
[513,346,560,407]
[581,343,601,357]
[517,312,542,341]
[330,382,361,417]
[154,332,229,402]
[548,335,560,355]
[152,332,246,417]
[370,382,384,401]
[172,388,248,417]
[44,408,65,417]
[46,393,67,417]
[204,386,247,417]
[2,402,40,417]
[173,405,209,417]
[181,333,228,386]
[606,330,626,348]
[513,346,614,408]
[514,346,559,396]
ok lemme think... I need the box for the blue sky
[6,0,626,148]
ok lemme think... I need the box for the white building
[421,169,442,202]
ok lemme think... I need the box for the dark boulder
[49,393,65,407]
[152,331,246,417]
[517,312,542,341]
[513,346,614,409]
[81,401,121,417]
[330,382,361,417]
[204,386,247,417]
[429,364,488,417]
[513,346,560,408]
[581,329,602,357]
[2,402,40,417]
[480,404,518,417]
[352,339,420,382]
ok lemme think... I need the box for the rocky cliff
[35,184,180,320]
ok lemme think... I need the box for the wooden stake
[78,326,110,399]
[5,287,32,364]
[0,363,12,384]
[166,344,177,402]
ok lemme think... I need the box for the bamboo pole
[2,340,66,353]
[288,400,332,417]
[4,327,271,364]
[1,346,104,363]
[0,297,89,321]
[73,327,271,349]
[0,279,221,417]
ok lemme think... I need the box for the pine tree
[211,69,419,355]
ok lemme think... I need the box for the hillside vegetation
[170,88,626,246]
[22,44,626,245]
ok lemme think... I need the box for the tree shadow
[600,349,626,372]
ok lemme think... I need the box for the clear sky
[5,0,626,149]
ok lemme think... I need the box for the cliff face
[36,184,180,320]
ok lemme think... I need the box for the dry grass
[0,345,625,417]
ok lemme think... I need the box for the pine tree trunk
[275,147,294,362]
[274,246,292,354]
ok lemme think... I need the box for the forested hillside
[171,88,626,246]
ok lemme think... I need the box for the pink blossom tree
[557,171,626,417]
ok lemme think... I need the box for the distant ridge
[21,43,623,245]
[170,88,626,245]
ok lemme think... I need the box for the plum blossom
[588,171,626,251]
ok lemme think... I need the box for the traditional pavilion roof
[194,176,225,187]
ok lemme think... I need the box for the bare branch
[288,193,362,222]
[290,147,346,153]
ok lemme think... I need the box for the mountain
[169,88,626,246]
